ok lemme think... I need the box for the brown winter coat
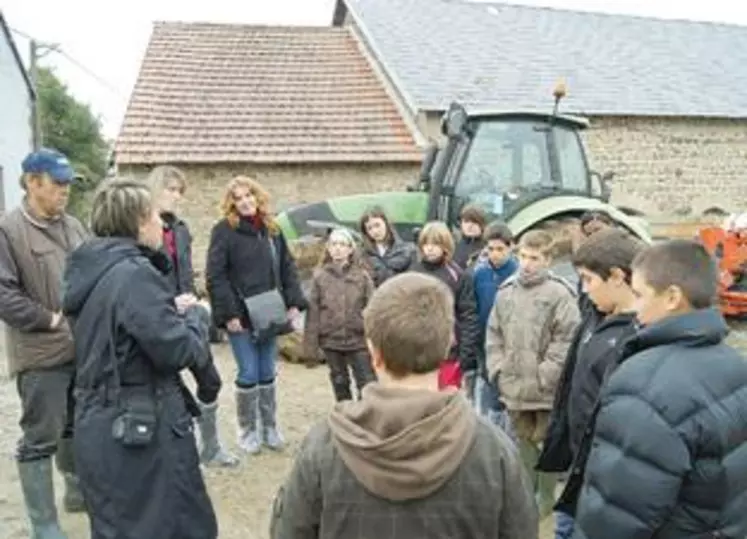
[0,202,87,376]
[486,270,580,411]
[304,261,374,355]
[270,383,538,539]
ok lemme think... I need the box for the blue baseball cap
[21,148,76,184]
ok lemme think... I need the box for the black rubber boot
[55,438,86,514]
[17,458,68,539]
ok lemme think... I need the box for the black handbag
[242,235,292,342]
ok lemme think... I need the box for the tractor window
[454,119,552,215]
[555,127,588,192]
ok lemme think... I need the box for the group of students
[3,147,747,539]
[277,204,747,539]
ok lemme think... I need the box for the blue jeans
[475,376,517,444]
[228,332,277,387]
[555,512,575,539]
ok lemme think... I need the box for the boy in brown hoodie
[271,272,538,539]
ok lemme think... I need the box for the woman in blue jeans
[206,176,307,455]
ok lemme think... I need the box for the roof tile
[116,22,422,164]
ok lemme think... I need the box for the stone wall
[584,116,747,216]
[118,161,420,280]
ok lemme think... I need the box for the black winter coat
[205,218,307,330]
[160,213,222,403]
[411,259,480,372]
[161,212,195,295]
[538,311,636,473]
[362,236,417,287]
[62,238,217,539]
[571,308,747,539]
[453,236,485,270]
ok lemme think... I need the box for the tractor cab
[413,87,614,229]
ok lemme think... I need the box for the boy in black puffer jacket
[571,239,747,539]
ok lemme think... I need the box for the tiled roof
[339,0,747,118]
[115,22,421,165]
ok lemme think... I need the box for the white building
[0,12,34,214]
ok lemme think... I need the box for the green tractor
[276,86,651,283]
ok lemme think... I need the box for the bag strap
[267,234,283,292]
[445,261,461,283]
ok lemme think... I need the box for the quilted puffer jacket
[572,308,747,539]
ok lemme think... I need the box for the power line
[9,26,127,99]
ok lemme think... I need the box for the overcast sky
[3,0,746,141]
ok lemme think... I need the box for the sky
[3,0,747,141]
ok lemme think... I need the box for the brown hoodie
[329,384,476,501]
[270,382,539,539]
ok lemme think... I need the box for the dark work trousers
[15,361,76,471]
[323,349,376,402]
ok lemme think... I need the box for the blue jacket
[572,308,747,539]
[472,256,519,337]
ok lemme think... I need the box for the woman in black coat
[147,165,237,468]
[206,175,306,456]
[62,180,217,539]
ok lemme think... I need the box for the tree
[37,67,110,220]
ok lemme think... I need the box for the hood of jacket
[622,307,728,358]
[327,382,477,501]
[62,237,154,316]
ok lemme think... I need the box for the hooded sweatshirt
[270,382,538,539]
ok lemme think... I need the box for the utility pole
[29,39,58,150]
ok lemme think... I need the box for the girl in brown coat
[304,228,376,401]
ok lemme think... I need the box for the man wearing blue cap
[0,148,88,538]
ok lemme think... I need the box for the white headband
[328,228,355,245]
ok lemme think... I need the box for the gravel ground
[1,322,745,538]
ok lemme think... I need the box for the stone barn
[115,21,423,274]
[332,0,747,217]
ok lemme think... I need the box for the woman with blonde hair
[147,165,238,468]
[411,221,479,390]
[206,175,306,454]
[62,179,217,538]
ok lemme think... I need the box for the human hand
[50,312,63,330]
[287,307,300,321]
[175,293,198,314]
[226,318,243,333]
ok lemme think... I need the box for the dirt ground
[2,326,746,538]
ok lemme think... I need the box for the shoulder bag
[242,235,292,342]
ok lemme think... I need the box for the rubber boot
[55,438,85,514]
[196,400,239,467]
[17,458,68,539]
[235,387,261,454]
[258,382,285,451]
